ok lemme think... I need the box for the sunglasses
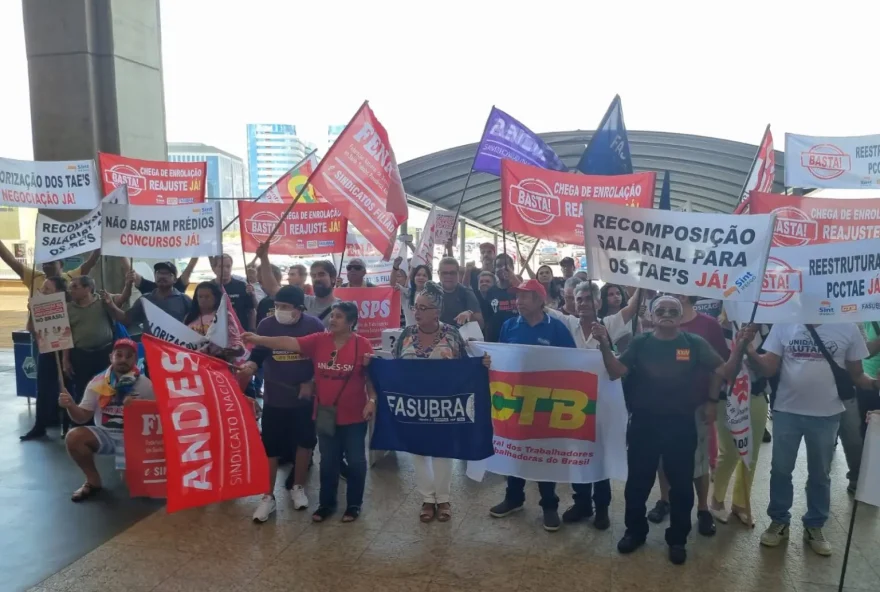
[346,265,364,271]
[410,305,438,312]
[654,308,680,317]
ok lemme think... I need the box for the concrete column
[22,0,167,292]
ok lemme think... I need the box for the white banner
[465,343,627,484]
[726,359,752,469]
[102,201,222,259]
[411,205,457,269]
[30,292,73,354]
[0,157,100,209]
[856,413,880,507]
[142,299,207,350]
[725,239,880,324]
[583,202,775,301]
[785,133,880,189]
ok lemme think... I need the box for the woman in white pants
[391,281,468,522]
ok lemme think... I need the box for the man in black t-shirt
[212,254,256,332]
[256,264,284,322]
[484,253,519,342]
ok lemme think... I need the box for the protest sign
[694,298,723,319]
[0,157,100,209]
[465,343,628,484]
[142,336,269,513]
[411,205,457,268]
[309,102,408,259]
[856,414,880,507]
[725,238,880,324]
[726,359,752,469]
[583,202,775,301]
[102,202,221,259]
[369,357,493,460]
[238,201,346,255]
[334,287,401,346]
[204,292,250,364]
[784,133,880,189]
[473,107,566,176]
[261,152,322,203]
[501,160,655,244]
[142,299,208,349]
[748,191,880,246]
[30,292,73,354]
[124,400,167,499]
[99,153,206,206]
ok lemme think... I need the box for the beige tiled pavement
[28,433,880,592]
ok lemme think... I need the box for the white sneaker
[804,527,832,556]
[290,485,309,510]
[252,495,276,523]
[760,522,789,547]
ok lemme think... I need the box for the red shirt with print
[297,332,373,425]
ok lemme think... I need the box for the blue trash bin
[13,330,37,398]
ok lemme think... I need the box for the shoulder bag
[315,338,359,437]
[806,325,856,401]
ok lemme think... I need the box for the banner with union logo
[784,133,880,190]
[334,287,401,347]
[500,160,655,244]
[465,343,628,484]
[725,238,880,324]
[748,192,880,247]
[98,153,206,206]
[124,400,167,498]
[238,201,346,255]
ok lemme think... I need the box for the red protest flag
[334,286,401,347]
[309,102,408,259]
[141,335,268,513]
[124,400,167,499]
[238,201,347,256]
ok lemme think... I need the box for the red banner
[124,400,167,499]
[334,287,400,347]
[500,160,655,244]
[260,153,322,203]
[238,202,346,255]
[141,335,268,513]
[99,153,207,206]
[748,191,880,247]
[309,102,408,259]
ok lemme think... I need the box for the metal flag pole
[450,105,494,232]
[838,500,859,592]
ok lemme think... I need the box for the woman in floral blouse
[392,281,467,522]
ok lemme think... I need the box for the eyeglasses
[410,305,438,312]
[346,265,364,271]
[654,308,680,317]
[439,270,458,276]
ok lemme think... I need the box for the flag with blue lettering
[369,357,494,460]
[657,170,671,210]
[472,107,566,177]
[577,95,634,175]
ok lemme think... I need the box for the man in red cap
[59,338,154,502]
[488,278,576,532]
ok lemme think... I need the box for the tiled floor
[5,351,879,591]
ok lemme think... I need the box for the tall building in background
[328,124,345,151]
[246,123,314,197]
[168,142,246,227]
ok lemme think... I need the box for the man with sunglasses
[593,295,751,565]
[341,258,375,288]
[436,257,484,329]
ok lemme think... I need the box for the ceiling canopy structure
[399,130,785,233]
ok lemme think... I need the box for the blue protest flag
[576,95,634,175]
[472,107,566,177]
[369,357,494,460]
[658,170,671,210]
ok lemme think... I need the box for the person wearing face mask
[238,286,325,522]
[257,244,339,328]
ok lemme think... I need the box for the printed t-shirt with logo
[619,332,723,416]
[252,313,325,409]
[79,374,155,468]
[484,285,518,342]
[439,284,481,326]
[296,332,373,426]
[762,323,868,417]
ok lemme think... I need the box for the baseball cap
[153,261,178,276]
[274,285,306,309]
[347,258,366,269]
[113,338,138,354]
[560,256,575,266]
[512,278,548,300]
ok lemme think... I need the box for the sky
[0,0,876,170]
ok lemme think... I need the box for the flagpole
[450,106,495,232]
[839,501,859,592]
[735,124,772,207]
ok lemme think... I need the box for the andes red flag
[309,102,408,258]
[142,335,268,513]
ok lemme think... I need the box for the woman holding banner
[242,301,376,523]
[391,281,468,522]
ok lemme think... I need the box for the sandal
[342,506,360,523]
[437,502,452,522]
[71,482,102,503]
[419,503,436,523]
[312,506,334,523]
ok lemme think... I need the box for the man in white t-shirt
[59,339,154,503]
[547,281,640,530]
[745,323,875,556]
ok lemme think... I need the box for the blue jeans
[768,410,840,528]
[318,422,368,511]
[505,477,558,510]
